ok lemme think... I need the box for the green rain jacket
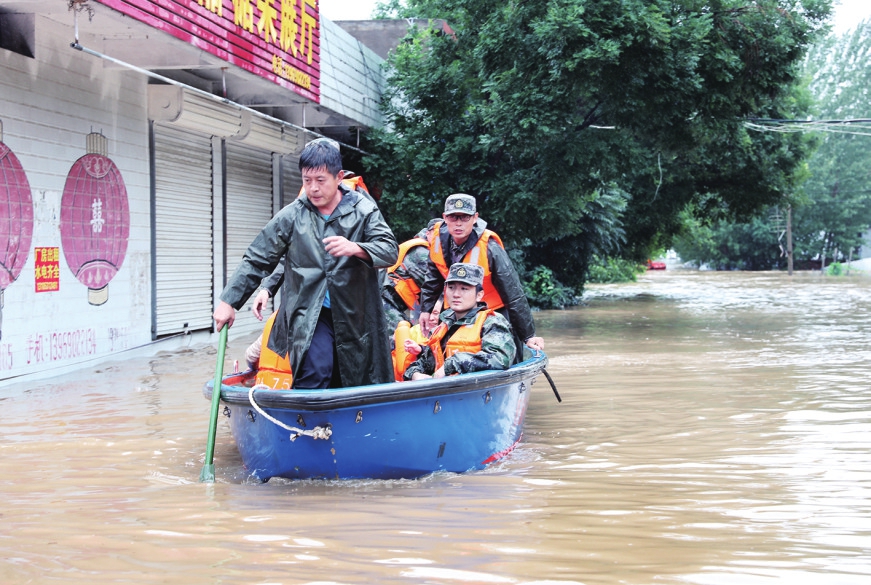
[220,185,399,387]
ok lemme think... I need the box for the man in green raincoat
[213,139,399,388]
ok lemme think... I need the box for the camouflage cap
[445,262,484,287]
[415,218,443,239]
[444,193,476,215]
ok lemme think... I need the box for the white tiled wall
[0,16,152,381]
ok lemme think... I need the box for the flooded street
[2,270,870,584]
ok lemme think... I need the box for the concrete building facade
[0,0,383,384]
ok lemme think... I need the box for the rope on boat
[248,384,333,442]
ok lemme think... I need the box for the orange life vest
[387,237,429,310]
[430,223,505,310]
[391,320,430,381]
[254,313,294,390]
[426,309,493,372]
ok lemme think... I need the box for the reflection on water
[1,271,870,584]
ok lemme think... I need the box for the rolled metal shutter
[225,141,275,336]
[153,124,214,337]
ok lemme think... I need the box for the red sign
[96,0,320,102]
[34,247,60,293]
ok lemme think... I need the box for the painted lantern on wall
[60,132,130,306]
[0,121,35,340]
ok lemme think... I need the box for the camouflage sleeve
[443,312,516,375]
[381,288,408,334]
[403,346,438,380]
[393,245,430,287]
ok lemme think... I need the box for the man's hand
[525,336,545,351]
[324,236,369,260]
[251,289,271,321]
[419,312,439,337]
[433,366,447,379]
[411,372,432,380]
[214,301,236,331]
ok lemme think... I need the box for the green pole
[200,326,228,483]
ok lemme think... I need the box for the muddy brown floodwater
[2,270,870,584]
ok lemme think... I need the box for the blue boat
[202,350,551,481]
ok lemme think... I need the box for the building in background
[333,18,454,59]
[0,0,383,383]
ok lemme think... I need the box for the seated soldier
[403,263,515,380]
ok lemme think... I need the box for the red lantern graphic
[60,133,130,306]
[0,124,35,341]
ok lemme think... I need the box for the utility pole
[771,206,792,273]
[787,205,793,275]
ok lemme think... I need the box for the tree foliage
[672,208,785,270]
[669,19,871,272]
[586,256,648,283]
[794,19,871,265]
[364,0,831,289]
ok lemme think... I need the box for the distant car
[647,259,666,270]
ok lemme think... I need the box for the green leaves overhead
[365,0,831,287]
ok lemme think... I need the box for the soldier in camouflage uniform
[419,194,544,360]
[403,263,515,380]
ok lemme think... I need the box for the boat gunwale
[203,351,547,411]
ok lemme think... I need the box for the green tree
[794,20,871,268]
[672,208,785,270]
[364,0,831,289]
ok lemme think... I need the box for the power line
[745,118,871,137]
[747,118,871,124]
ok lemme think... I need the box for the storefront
[0,0,383,383]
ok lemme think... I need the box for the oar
[200,326,229,483]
